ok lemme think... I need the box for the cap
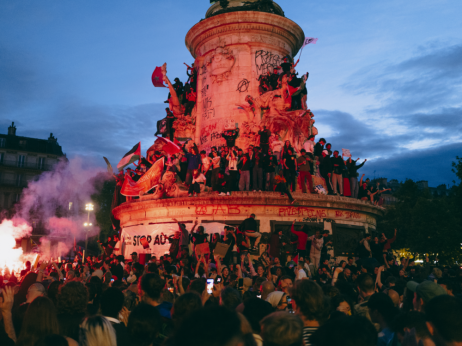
[130,252,138,256]
[407,280,447,303]
[92,269,103,279]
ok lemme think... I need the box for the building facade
[0,122,65,212]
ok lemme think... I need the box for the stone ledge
[113,191,384,221]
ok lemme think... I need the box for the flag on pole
[151,66,167,88]
[154,136,181,155]
[301,37,318,49]
[117,142,141,172]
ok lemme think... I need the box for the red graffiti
[227,205,241,214]
[201,123,218,137]
[212,205,228,214]
[195,206,208,215]
[278,207,327,218]
[344,211,361,219]
[335,210,343,217]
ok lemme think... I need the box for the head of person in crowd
[311,315,377,346]
[15,272,38,305]
[100,287,124,320]
[79,315,116,346]
[331,294,355,316]
[16,296,59,346]
[170,306,243,346]
[406,280,447,312]
[437,277,455,296]
[130,252,138,263]
[266,291,289,311]
[172,292,202,327]
[291,280,329,326]
[261,280,275,300]
[220,287,242,311]
[127,303,162,346]
[26,282,46,303]
[242,298,274,335]
[278,275,293,295]
[260,311,304,346]
[367,293,399,330]
[357,274,375,300]
[424,295,462,345]
[57,281,89,315]
[139,273,165,306]
[390,311,431,344]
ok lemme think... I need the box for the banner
[342,148,351,158]
[120,222,229,259]
[121,157,164,196]
[154,136,181,155]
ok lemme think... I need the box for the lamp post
[84,203,94,253]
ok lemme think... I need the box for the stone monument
[113,0,383,260]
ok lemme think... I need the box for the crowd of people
[1,217,461,346]
[118,130,386,206]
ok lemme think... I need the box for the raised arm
[247,253,257,277]
[0,286,17,342]
[359,173,365,186]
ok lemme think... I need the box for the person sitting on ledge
[274,170,296,204]
[358,174,371,202]
[188,169,206,197]
[216,172,231,196]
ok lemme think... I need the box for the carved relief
[206,46,235,84]
[160,63,196,139]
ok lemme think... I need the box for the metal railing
[0,159,54,171]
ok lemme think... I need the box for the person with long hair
[57,282,88,342]
[79,316,116,346]
[16,296,60,346]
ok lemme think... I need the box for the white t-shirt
[296,268,307,280]
[201,157,212,173]
[303,140,315,154]
[272,140,284,153]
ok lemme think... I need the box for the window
[19,140,27,148]
[0,138,5,148]
[0,152,3,164]
[18,155,25,167]
[38,157,46,169]
[16,174,23,187]
[15,194,21,202]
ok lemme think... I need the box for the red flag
[121,158,164,196]
[154,136,181,155]
[152,66,167,87]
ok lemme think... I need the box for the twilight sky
[1,0,461,187]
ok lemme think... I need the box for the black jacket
[240,217,257,232]
[314,142,324,157]
[319,156,332,176]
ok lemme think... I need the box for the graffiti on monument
[237,79,250,93]
[255,50,282,76]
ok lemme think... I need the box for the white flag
[302,37,318,48]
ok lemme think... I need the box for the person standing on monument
[263,148,278,191]
[283,148,297,192]
[269,67,280,90]
[346,157,367,199]
[200,150,212,188]
[314,138,326,159]
[227,148,239,191]
[303,135,315,155]
[238,148,251,191]
[222,128,240,148]
[258,126,271,153]
[184,88,196,116]
[184,145,201,186]
[319,150,333,195]
[331,150,345,196]
[297,149,314,194]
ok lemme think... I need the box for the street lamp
[84,203,94,253]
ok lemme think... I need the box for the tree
[91,176,116,242]
[377,158,462,265]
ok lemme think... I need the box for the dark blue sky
[1,0,461,187]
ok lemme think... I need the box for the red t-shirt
[291,224,308,250]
